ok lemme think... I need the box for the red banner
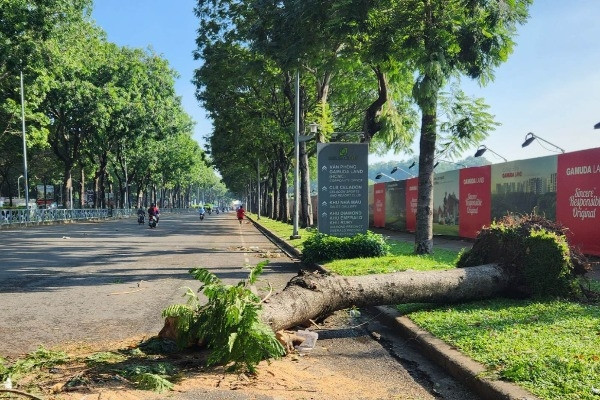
[405,178,418,232]
[459,165,491,239]
[373,183,386,228]
[556,148,600,256]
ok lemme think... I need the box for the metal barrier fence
[0,207,199,228]
[0,208,127,227]
[0,208,196,229]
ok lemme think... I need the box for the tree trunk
[62,167,73,209]
[415,108,437,254]
[299,140,312,227]
[361,66,388,142]
[414,68,439,255]
[260,265,508,332]
[270,161,278,219]
[277,146,289,222]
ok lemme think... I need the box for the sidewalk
[249,217,541,400]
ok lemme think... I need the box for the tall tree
[0,0,90,204]
[381,0,531,253]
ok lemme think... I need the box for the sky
[92,1,600,164]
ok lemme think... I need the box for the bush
[456,214,589,298]
[301,231,389,264]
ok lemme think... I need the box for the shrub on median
[301,231,389,264]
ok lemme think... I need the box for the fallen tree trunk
[261,264,508,332]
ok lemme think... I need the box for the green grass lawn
[251,215,600,400]
[405,299,600,400]
[246,213,314,250]
[324,239,459,275]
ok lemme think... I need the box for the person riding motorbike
[148,203,160,224]
[198,206,206,220]
[137,207,145,224]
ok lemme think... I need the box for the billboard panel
[556,148,600,256]
[433,170,460,236]
[459,165,492,238]
[385,180,406,230]
[317,143,369,236]
[368,185,374,226]
[405,177,418,232]
[491,156,558,221]
[373,183,386,228]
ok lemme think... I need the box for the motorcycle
[148,214,158,228]
[199,211,205,221]
[137,213,145,224]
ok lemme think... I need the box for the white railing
[0,208,127,227]
[0,207,195,228]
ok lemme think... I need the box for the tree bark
[361,66,388,142]
[260,264,509,332]
[415,108,437,254]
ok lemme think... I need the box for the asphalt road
[0,211,300,357]
[0,211,480,399]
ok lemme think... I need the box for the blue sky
[92,1,600,163]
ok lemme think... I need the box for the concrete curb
[373,306,540,400]
[247,216,328,274]
[248,216,540,400]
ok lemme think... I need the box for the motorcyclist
[137,207,145,223]
[148,203,160,224]
[198,205,206,219]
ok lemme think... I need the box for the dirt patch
[3,312,447,400]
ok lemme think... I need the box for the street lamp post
[20,68,30,212]
[291,70,301,239]
[521,132,565,153]
[474,145,507,162]
[434,159,467,169]
[375,172,396,181]
[390,166,415,178]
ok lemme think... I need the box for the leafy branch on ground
[162,260,285,373]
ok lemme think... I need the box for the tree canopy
[0,0,223,208]
[192,0,532,249]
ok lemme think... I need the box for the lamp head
[375,173,383,180]
[433,161,439,168]
[474,145,487,158]
[390,167,398,174]
[308,122,319,134]
[522,132,535,148]
[408,161,416,169]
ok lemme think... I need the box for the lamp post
[474,145,507,162]
[521,132,565,153]
[434,159,467,169]
[375,172,396,181]
[291,70,301,239]
[390,166,415,178]
[20,67,30,211]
